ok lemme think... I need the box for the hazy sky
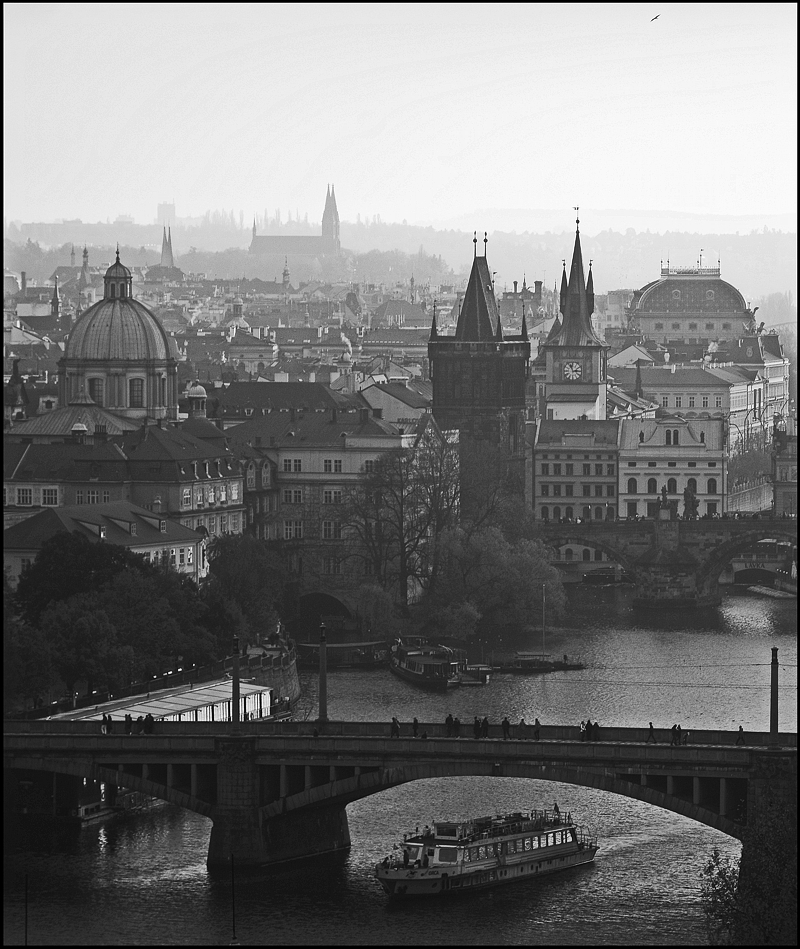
[4,2,797,227]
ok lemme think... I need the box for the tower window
[88,378,104,407]
[129,378,144,408]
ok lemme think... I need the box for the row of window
[541,464,615,477]
[183,482,240,507]
[464,830,573,863]
[281,488,344,505]
[659,395,723,409]
[540,485,615,498]
[84,377,167,409]
[626,478,718,494]
[140,546,195,567]
[187,513,240,534]
[283,520,344,540]
[652,322,731,331]
[540,454,615,460]
[281,459,375,474]
[12,487,61,507]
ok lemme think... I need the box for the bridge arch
[696,527,797,599]
[263,761,743,839]
[541,532,639,575]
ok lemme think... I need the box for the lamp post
[231,637,240,731]
[318,621,328,725]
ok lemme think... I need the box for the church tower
[321,183,340,253]
[160,227,175,269]
[429,233,530,480]
[540,214,608,419]
[51,276,61,321]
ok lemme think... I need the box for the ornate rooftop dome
[65,251,170,362]
[636,268,747,314]
[187,380,207,399]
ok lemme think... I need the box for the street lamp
[318,621,328,725]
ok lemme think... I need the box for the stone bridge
[4,720,796,867]
[538,517,798,606]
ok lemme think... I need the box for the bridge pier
[206,737,352,867]
[632,562,720,608]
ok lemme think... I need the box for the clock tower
[541,214,608,419]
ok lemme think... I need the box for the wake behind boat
[375,808,598,896]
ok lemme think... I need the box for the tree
[205,534,285,643]
[15,532,152,626]
[343,418,459,609]
[700,848,740,946]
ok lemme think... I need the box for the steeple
[168,227,174,266]
[51,276,60,319]
[322,183,340,245]
[160,227,174,268]
[559,261,568,315]
[586,260,594,316]
[548,216,604,348]
[252,217,257,240]
[429,300,438,340]
[634,359,644,401]
[520,305,528,341]
[282,256,290,290]
[455,253,501,341]
[70,245,76,268]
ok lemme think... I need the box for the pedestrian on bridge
[453,716,461,737]
[412,717,419,738]
[481,716,489,738]
[445,713,454,737]
[502,717,511,740]
[579,720,586,741]
[646,722,657,743]
[390,717,400,738]
[473,716,481,739]
[670,724,678,745]
[519,717,526,738]
[534,718,541,740]
[736,726,746,745]
[676,724,682,744]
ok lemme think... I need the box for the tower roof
[455,254,500,342]
[545,218,605,349]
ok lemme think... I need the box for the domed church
[58,250,178,420]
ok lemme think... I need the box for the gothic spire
[429,300,438,340]
[455,250,501,341]
[634,359,644,400]
[586,260,594,317]
[547,217,603,348]
[520,305,528,341]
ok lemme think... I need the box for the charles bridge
[537,516,797,606]
[4,718,796,867]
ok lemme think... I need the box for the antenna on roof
[574,206,580,229]
[484,232,488,257]
[473,231,477,258]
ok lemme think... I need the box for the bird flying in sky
[651,14,660,20]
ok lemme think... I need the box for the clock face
[563,361,582,380]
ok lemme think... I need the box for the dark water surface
[4,587,796,946]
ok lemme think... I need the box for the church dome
[66,296,171,361]
[187,380,207,399]
[104,254,132,281]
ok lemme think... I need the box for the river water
[4,586,796,946]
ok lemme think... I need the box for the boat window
[469,847,478,862]
[547,833,555,846]
[508,839,517,853]
[437,848,458,863]
[478,846,486,859]
[406,846,420,859]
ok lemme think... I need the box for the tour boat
[375,808,598,896]
[492,652,584,673]
[389,639,461,690]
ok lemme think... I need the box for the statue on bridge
[659,486,669,509]
[683,485,699,520]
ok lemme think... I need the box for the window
[88,378,104,407]
[705,323,714,330]
[283,459,292,472]
[541,463,549,476]
[564,548,574,561]
[323,557,341,575]
[627,501,638,517]
[672,323,680,330]
[565,484,573,497]
[170,548,177,566]
[553,506,561,520]
[627,478,638,494]
[183,487,191,507]
[594,507,603,520]
[628,462,637,467]
[655,322,664,330]
[187,547,194,565]
[647,478,658,493]
[662,396,669,407]
[76,490,84,504]
[230,483,239,500]
[247,464,255,488]
[552,485,561,497]
[42,488,58,506]
[541,485,549,497]
[565,506,573,520]
[595,464,603,476]
[323,520,342,540]
[594,485,603,497]
[689,323,698,331]
[293,459,302,472]
[103,490,110,503]
[553,464,562,476]
[208,486,215,504]
[324,459,333,473]
[221,515,227,532]
[582,464,591,476]
[129,378,144,408]
[666,431,672,446]
[606,464,615,476]
[87,489,99,504]
[284,520,303,539]
[667,478,677,494]
[334,460,342,473]
[607,485,615,497]
[16,488,32,506]
[702,396,709,408]
[672,290,681,300]
[648,461,657,467]
[688,396,695,408]
[687,478,697,494]
[715,396,722,408]
[364,460,374,474]
[707,478,717,494]
[179,548,186,566]
[582,484,591,496]
[323,489,342,505]
[283,489,302,504]
[230,514,239,532]
[673,430,679,445]
[209,515,216,533]
[675,397,682,409]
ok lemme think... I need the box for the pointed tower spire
[70,244,76,268]
[520,304,529,341]
[586,259,594,316]
[495,306,503,341]
[429,300,438,340]
[559,260,568,315]
[634,359,644,401]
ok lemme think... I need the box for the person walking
[101,714,108,735]
[481,716,489,739]
[534,717,541,740]
[473,716,481,739]
[676,724,682,745]
[579,720,586,741]
[445,713,454,738]
[585,719,593,741]
[143,713,154,735]
[124,713,132,736]
[453,716,461,738]
[106,715,113,735]
[518,717,526,739]
[646,722,657,743]
[501,716,511,740]
[736,725,746,745]
[412,717,419,738]
[670,724,678,746]
[390,716,400,738]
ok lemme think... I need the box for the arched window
[700,432,705,443]
[565,548,574,561]
[582,548,591,562]
[565,506,574,521]
[541,507,549,520]
[667,478,677,494]
[582,506,591,521]
[129,378,144,408]
[88,378,104,407]
[673,430,679,445]
[687,478,697,494]
[607,506,615,520]
[647,478,658,494]
[666,430,672,446]
[594,506,603,520]
[639,431,645,443]
[120,283,126,299]
[707,478,717,494]
[594,549,603,561]
[553,506,561,521]
[109,284,116,299]
[628,477,638,494]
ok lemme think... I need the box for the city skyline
[3,3,797,228]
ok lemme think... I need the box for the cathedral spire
[429,300,438,340]
[160,227,174,268]
[586,260,594,316]
[520,304,528,341]
[547,216,604,348]
[634,359,644,401]
[559,260,568,315]
[455,247,501,342]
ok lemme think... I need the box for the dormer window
[160,520,167,533]
[110,284,116,299]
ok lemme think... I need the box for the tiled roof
[361,382,430,409]
[212,381,360,414]
[225,407,402,449]
[5,404,140,438]
[3,500,201,551]
[454,256,499,342]
[536,419,620,446]
[4,440,129,483]
[609,366,731,389]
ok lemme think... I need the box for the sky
[3,2,797,230]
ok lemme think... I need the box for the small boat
[375,808,598,896]
[389,639,461,690]
[460,664,491,685]
[582,566,632,585]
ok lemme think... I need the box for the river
[3,586,796,946]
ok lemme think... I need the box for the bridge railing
[3,719,796,747]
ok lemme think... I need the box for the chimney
[513,280,518,295]
[21,271,27,293]
[152,496,162,514]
